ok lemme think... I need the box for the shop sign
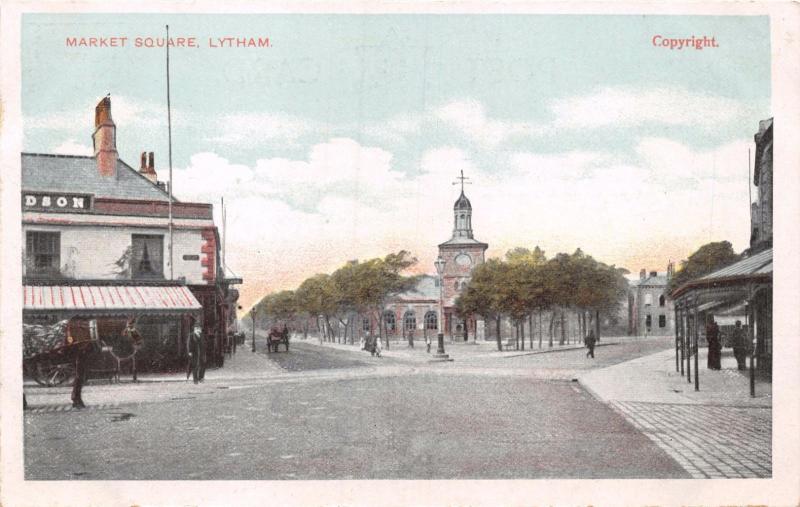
[22,192,92,212]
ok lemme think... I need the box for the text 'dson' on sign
[22,193,92,211]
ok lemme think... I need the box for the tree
[295,274,337,341]
[668,241,740,294]
[456,259,509,351]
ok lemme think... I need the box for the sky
[21,13,771,310]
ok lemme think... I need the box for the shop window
[659,294,666,307]
[659,315,667,328]
[132,234,164,279]
[404,311,416,331]
[25,231,61,278]
[424,311,438,330]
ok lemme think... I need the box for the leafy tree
[456,259,509,351]
[668,241,740,294]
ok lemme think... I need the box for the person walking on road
[731,320,748,371]
[585,329,596,359]
[374,335,382,357]
[425,334,431,353]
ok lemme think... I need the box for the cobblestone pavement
[610,401,771,478]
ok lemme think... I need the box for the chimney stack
[667,261,675,280]
[649,271,658,278]
[639,269,646,280]
[139,150,158,183]
[92,96,118,177]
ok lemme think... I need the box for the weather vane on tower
[452,170,472,193]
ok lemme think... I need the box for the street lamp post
[432,256,452,362]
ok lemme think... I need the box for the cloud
[434,99,544,148]
[550,86,747,130]
[52,139,93,156]
[206,112,319,148]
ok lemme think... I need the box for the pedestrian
[359,335,365,351]
[585,329,596,359]
[71,344,90,408]
[187,323,205,384]
[425,334,431,353]
[706,318,721,370]
[374,335,382,357]
[731,320,748,371]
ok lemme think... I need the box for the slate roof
[632,273,669,287]
[394,274,439,301]
[21,153,172,202]
[699,248,772,280]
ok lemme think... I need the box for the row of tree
[455,247,629,351]
[252,251,419,348]
[250,246,631,351]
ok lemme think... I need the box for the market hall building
[21,96,240,372]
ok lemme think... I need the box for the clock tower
[437,171,488,340]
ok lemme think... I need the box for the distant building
[628,263,675,336]
[377,176,488,342]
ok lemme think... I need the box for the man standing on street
[187,323,206,384]
[731,320,748,370]
[706,318,721,370]
[585,329,596,359]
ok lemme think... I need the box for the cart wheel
[28,360,75,387]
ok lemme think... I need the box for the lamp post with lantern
[432,255,452,361]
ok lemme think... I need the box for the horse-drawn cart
[23,319,101,387]
[267,327,290,353]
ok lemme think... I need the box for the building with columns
[380,174,488,342]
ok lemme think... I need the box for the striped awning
[23,284,202,315]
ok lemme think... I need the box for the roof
[632,273,669,287]
[699,248,772,280]
[438,237,489,248]
[454,191,472,210]
[22,153,172,202]
[672,248,772,299]
[393,275,438,301]
[23,284,201,315]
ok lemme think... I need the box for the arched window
[362,317,371,332]
[404,311,416,331]
[424,311,438,330]
[383,311,396,332]
[644,294,653,306]
[659,294,666,307]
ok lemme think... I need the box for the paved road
[24,373,687,480]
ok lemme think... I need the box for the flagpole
[166,24,174,280]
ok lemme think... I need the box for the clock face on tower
[455,253,473,267]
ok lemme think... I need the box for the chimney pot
[140,152,147,170]
[148,152,154,170]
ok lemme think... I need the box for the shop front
[23,281,202,379]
